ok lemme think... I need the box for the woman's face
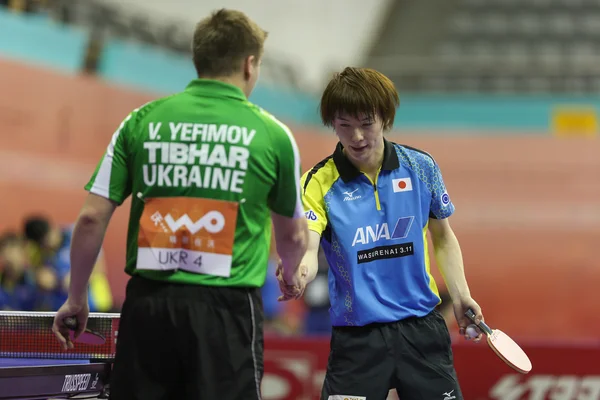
[333,112,384,166]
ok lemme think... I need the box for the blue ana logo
[352,216,414,246]
[441,192,450,205]
[305,210,318,221]
[391,216,414,239]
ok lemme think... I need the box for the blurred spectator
[0,232,37,310]
[23,215,114,312]
[303,247,331,335]
[3,0,48,14]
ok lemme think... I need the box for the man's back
[86,79,301,288]
[55,10,308,400]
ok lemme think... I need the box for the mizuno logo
[343,188,361,201]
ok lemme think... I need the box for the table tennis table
[0,357,111,399]
[0,311,118,400]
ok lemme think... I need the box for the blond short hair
[192,9,268,77]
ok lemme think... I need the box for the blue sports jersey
[0,273,38,311]
[301,140,455,327]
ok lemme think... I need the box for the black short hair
[320,67,400,131]
[23,216,51,245]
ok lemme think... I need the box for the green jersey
[85,79,303,288]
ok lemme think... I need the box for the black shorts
[109,275,264,400]
[321,310,462,400]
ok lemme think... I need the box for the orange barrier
[1,58,599,340]
[264,335,600,400]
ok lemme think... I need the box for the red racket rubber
[64,316,106,345]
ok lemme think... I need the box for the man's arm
[300,230,321,284]
[425,155,484,337]
[275,229,320,302]
[265,114,308,282]
[53,109,134,348]
[271,214,308,279]
[72,109,133,300]
[68,194,117,303]
[429,217,484,338]
[428,218,470,301]
[276,164,328,300]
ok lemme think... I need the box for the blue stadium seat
[0,8,87,73]
[98,38,196,95]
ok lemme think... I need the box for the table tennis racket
[63,317,106,345]
[465,309,532,374]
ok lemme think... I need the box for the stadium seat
[0,8,87,73]
[415,0,600,93]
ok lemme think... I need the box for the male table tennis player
[278,67,485,400]
[52,9,309,400]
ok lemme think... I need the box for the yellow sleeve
[300,170,327,235]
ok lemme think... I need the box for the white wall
[95,0,393,91]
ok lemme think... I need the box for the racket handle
[465,309,493,336]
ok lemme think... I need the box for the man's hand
[52,298,89,350]
[453,296,484,342]
[275,260,308,302]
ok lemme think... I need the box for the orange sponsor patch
[138,197,238,256]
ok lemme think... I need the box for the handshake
[275,260,309,302]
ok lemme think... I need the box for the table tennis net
[0,311,118,360]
